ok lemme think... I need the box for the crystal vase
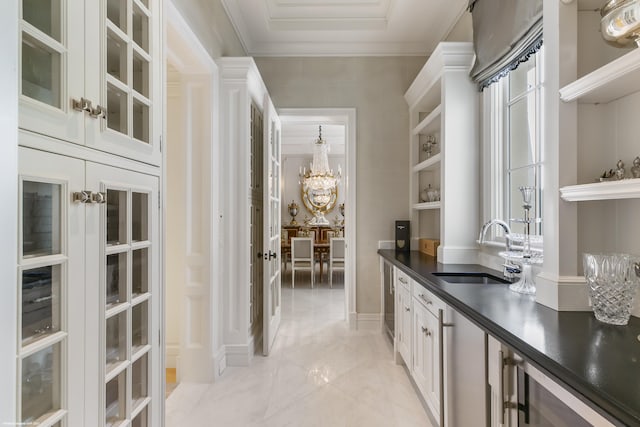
[583,253,640,325]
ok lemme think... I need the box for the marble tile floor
[166,277,432,427]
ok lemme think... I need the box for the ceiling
[282,123,345,156]
[221,0,469,56]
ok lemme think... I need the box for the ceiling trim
[250,41,431,57]
[220,0,253,54]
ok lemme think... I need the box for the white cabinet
[394,268,412,366]
[412,297,440,419]
[19,0,162,165]
[18,145,161,427]
[403,42,479,264]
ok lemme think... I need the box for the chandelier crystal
[299,126,341,225]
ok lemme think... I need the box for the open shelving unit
[560,179,640,202]
[404,42,478,263]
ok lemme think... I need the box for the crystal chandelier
[300,126,341,192]
[299,126,341,225]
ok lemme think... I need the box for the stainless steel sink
[432,272,510,285]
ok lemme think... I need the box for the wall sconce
[422,135,437,158]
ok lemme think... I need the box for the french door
[18,146,160,426]
[262,101,282,356]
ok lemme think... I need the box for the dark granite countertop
[378,249,640,427]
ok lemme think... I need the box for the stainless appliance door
[517,369,592,426]
[383,261,394,339]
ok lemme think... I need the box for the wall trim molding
[535,273,591,311]
[357,313,383,330]
[225,343,254,367]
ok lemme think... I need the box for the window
[485,48,544,241]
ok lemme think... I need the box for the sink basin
[432,272,510,285]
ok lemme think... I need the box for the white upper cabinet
[19,0,162,165]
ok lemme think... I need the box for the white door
[263,101,282,356]
[85,163,160,427]
[19,0,85,144]
[17,147,85,426]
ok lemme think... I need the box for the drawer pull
[419,294,433,305]
[421,326,431,336]
[399,277,407,284]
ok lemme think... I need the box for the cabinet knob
[421,326,431,336]
[404,306,410,312]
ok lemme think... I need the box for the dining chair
[329,237,345,288]
[291,237,314,288]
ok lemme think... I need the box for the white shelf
[413,202,441,210]
[560,178,640,201]
[412,153,441,173]
[559,48,640,104]
[412,105,441,136]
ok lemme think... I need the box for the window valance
[468,0,543,91]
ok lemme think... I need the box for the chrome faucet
[478,219,521,279]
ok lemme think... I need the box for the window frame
[482,48,544,246]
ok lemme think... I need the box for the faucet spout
[479,219,512,251]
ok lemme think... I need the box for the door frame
[164,0,224,384]
[278,108,357,326]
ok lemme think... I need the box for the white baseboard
[165,344,179,369]
[213,347,226,377]
[536,273,590,311]
[438,245,478,264]
[225,342,254,367]
[349,311,358,329]
[377,240,394,250]
[356,313,383,330]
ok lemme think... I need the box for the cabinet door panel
[18,146,85,427]
[85,0,161,165]
[85,163,159,427]
[19,0,85,145]
[412,300,440,419]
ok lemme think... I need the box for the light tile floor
[165,272,432,426]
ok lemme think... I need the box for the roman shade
[468,0,543,90]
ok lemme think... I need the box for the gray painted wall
[255,56,426,313]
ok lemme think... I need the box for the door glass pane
[107,32,127,84]
[107,0,127,32]
[21,343,61,423]
[132,5,149,53]
[132,248,148,297]
[106,253,127,307]
[133,53,149,97]
[22,265,61,346]
[106,311,127,372]
[132,192,148,242]
[107,84,128,135]
[22,0,61,41]
[107,189,127,246]
[23,181,61,258]
[132,406,148,427]
[22,33,61,108]
[105,371,126,426]
[133,99,150,143]
[132,353,148,407]
[132,301,148,352]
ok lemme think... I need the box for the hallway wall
[255,56,425,314]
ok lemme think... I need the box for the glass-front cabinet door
[19,0,85,144]
[19,0,161,166]
[85,163,159,427]
[85,0,162,165]
[18,147,85,427]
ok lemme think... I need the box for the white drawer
[413,284,445,316]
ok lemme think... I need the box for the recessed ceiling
[221,0,469,56]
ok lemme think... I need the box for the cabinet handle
[499,350,506,425]
[404,306,410,312]
[72,97,92,113]
[398,277,407,284]
[437,308,454,427]
[90,105,107,119]
[421,326,431,336]
[90,191,107,204]
[419,294,433,305]
[73,190,92,204]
